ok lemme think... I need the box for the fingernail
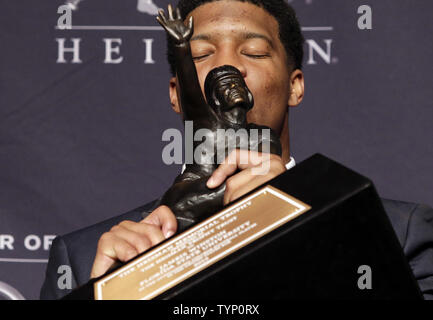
[207,177,215,188]
[165,230,175,239]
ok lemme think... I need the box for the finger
[158,9,167,23]
[110,224,152,254]
[168,30,182,42]
[206,151,239,188]
[142,205,177,239]
[224,156,285,205]
[208,150,282,188]
[104,233,139,262]
[235,149,275,170]
[176,7,182,20]
[207,149,258,188]
[91,233,138,278]
[188,16,194,32]
[91,252,115,279]
[168,4,174,20]
[223,166,277,205]
[223,165,268,204]
[157,17,173,36]
[118,220,165,245]
[156,16,166,28]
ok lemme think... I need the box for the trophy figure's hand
[157,4,194,45]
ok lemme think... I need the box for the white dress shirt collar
[286,157,296,170]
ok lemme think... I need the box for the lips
[228,89,245,103]
[218,88,248,112]
[233,97,244,103]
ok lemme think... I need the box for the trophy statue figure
[156,5,282,230]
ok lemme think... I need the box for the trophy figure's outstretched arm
[157,5,216,122]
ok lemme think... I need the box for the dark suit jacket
[40,198,433,300]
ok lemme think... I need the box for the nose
[214,48,247,78]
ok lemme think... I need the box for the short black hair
[166,0,305,76]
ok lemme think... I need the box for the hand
[156,4,194,45]
[90,205,177,279]
[207,150,286,205]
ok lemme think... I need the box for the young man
[40,0,433,299]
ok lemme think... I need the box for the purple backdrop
[0,0,432,299]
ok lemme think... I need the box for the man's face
[170,0,303,135]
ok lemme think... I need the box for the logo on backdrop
[55,0,337,66]
[64,0,160,15]
[0,234,56,253]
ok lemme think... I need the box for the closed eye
[192,54,210,61]
[243,53,270,59]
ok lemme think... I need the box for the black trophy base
[63,154,422,300]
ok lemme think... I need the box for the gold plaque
[94,185,311,300]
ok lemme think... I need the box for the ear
[169,77,182,114]
[288,69,305,107]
